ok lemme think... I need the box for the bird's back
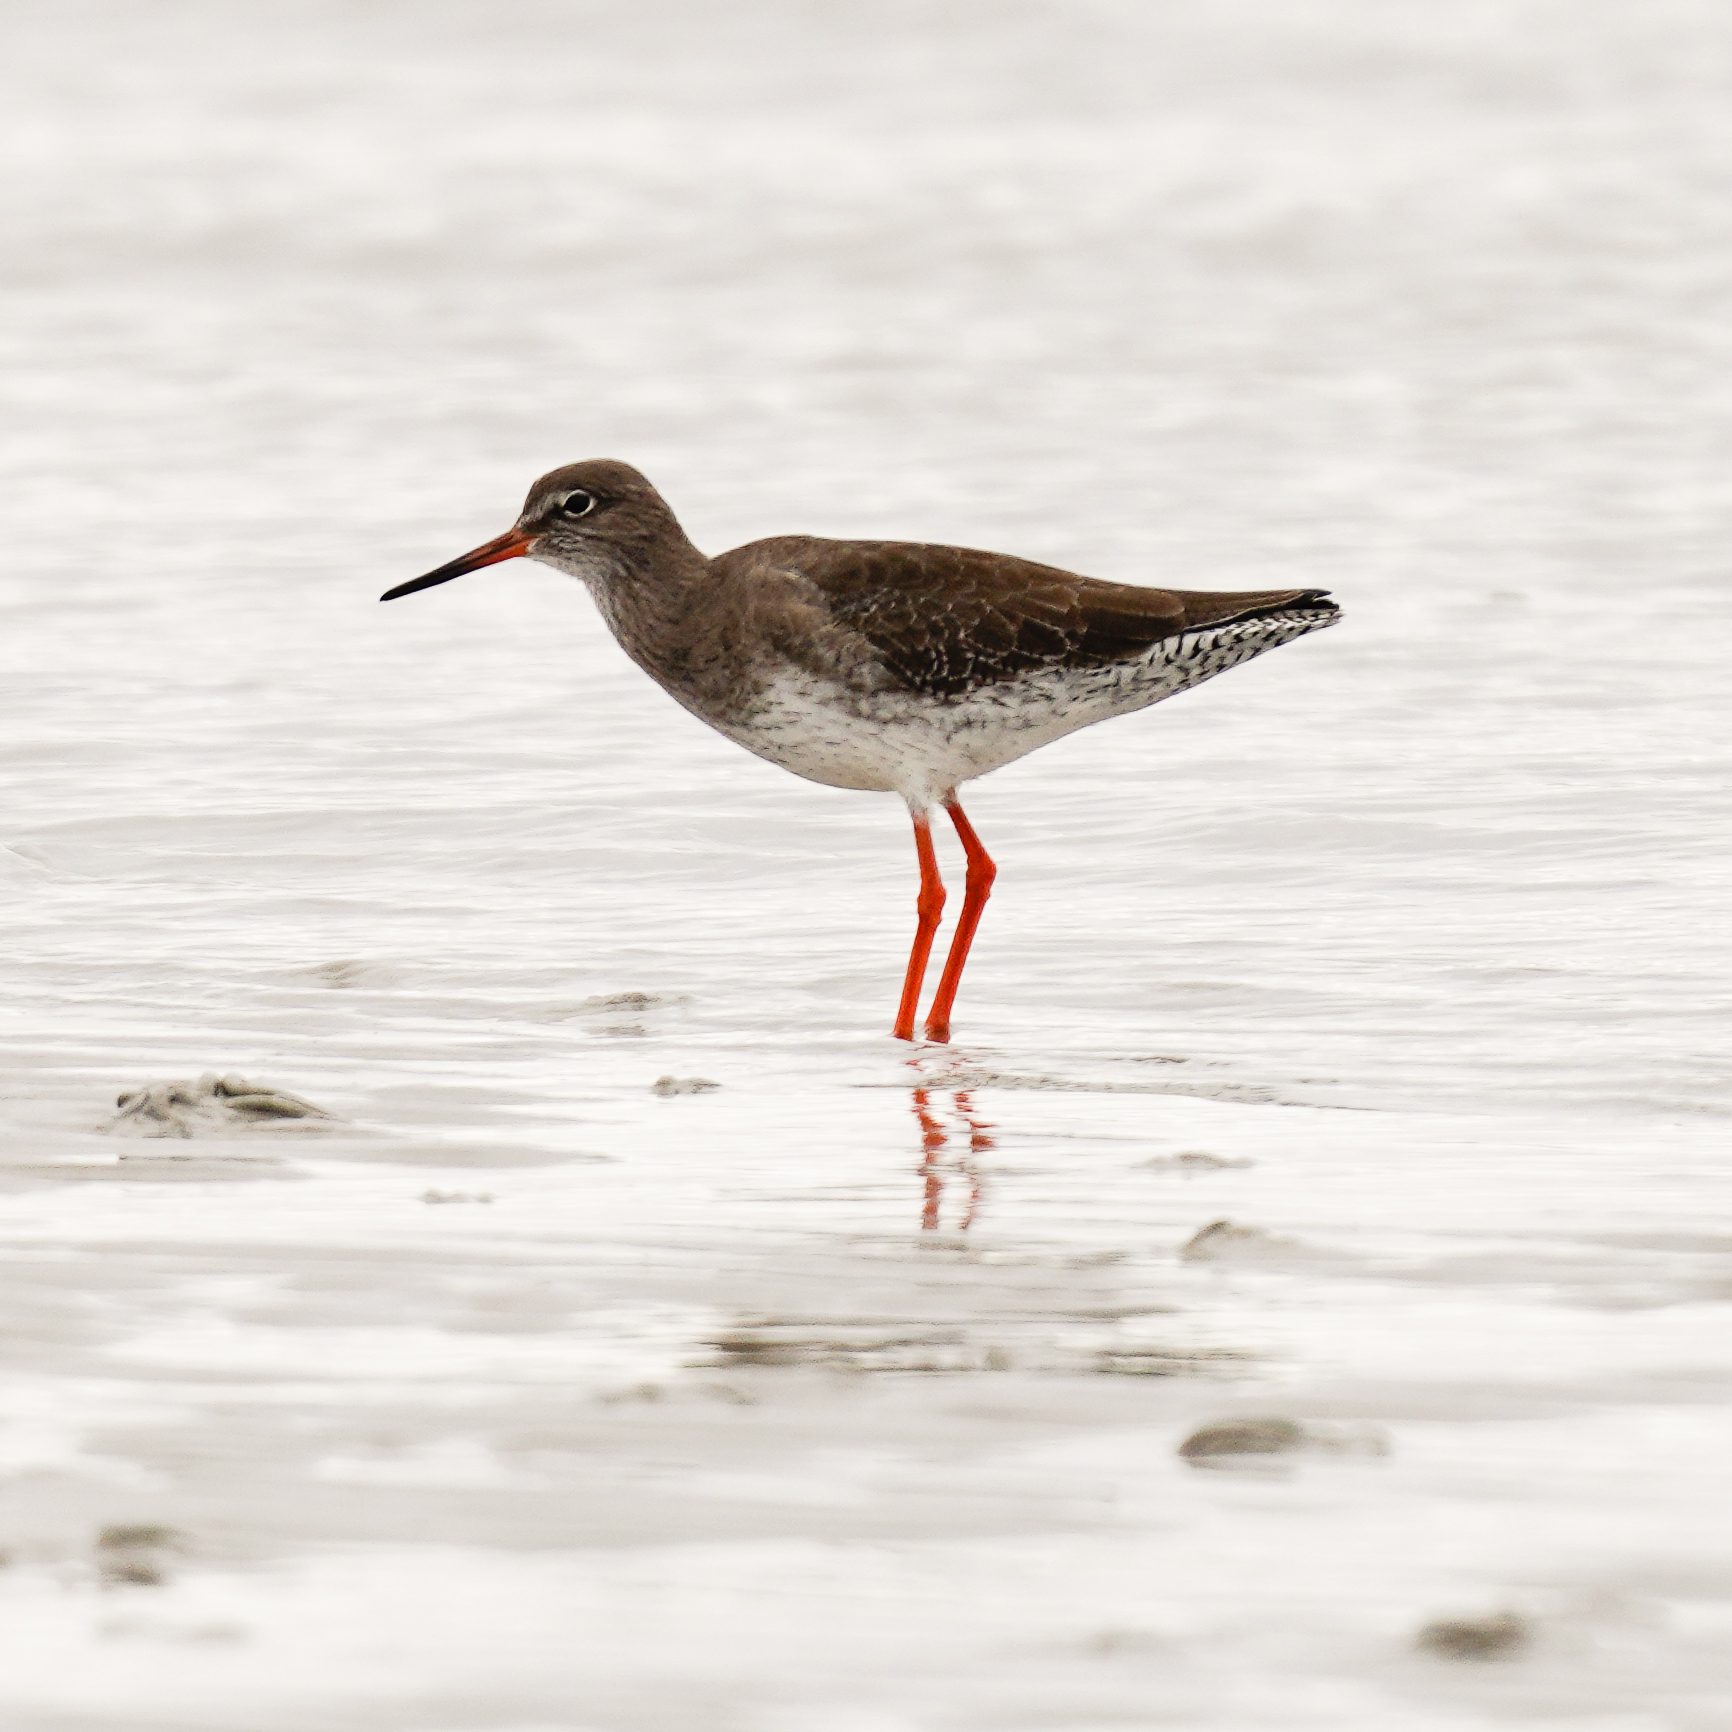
[711,535,1338,701]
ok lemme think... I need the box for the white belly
[711,608,1336,806]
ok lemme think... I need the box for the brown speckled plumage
[715,534,1333,701]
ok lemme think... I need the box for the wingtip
[1216,588,1341,629]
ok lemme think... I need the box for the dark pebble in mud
[1416,1611,1530,1660]
[98,1525,182,1551]
[96,1524,184,1589]
[1178,1416,1391,1464]
[101,1556,166,1587]
[651,1076,719,1096]
[1178,1417,1308,1460]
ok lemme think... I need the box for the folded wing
[726,537,1334,699]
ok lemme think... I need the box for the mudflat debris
[586,991,687,1012]
[708,1320,982,1374]
[1140,1150,1255,1172]
[1095,1346,1248,1379]
[1181,1219,1275,1261]
[96,1524,185,1589]
[1178,1416,1391,1466]
[297,958,399,990]
[107,1074,339,1138]
[651,1075,720,1097]
[1179,1219,1328,1267]
[1178,1417,1308,1460]
[1415,1610,1530,1660]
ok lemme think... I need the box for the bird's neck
[579,533,721,684]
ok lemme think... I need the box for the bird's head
[380,460,691,601]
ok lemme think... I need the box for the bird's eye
[559,489,597,520]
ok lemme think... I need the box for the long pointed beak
[379,527,536,602]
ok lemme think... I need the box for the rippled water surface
[3,2,1729,1727]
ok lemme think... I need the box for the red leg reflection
[913,1085,947,1231]
[893,808,945,1041]
[909,1063,994,1233]
[953,1087,993,1231]
[923,796,997,1044]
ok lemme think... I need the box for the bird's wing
[721,537,1331,699]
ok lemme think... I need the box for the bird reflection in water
[909,1060,994,1231]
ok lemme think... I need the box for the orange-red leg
[923,795,997,1043]
[893,809,946,1041]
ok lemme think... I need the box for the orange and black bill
[379,528,535,601]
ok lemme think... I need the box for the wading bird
[382,462,1338,1041]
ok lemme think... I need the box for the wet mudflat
[3,1,1730,1727]
[4,1032,1729,1728]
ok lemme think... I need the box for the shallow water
[2,1,1730,1727]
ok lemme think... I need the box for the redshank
[381,461,1339,1042]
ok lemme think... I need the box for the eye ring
[559,489,598,520]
